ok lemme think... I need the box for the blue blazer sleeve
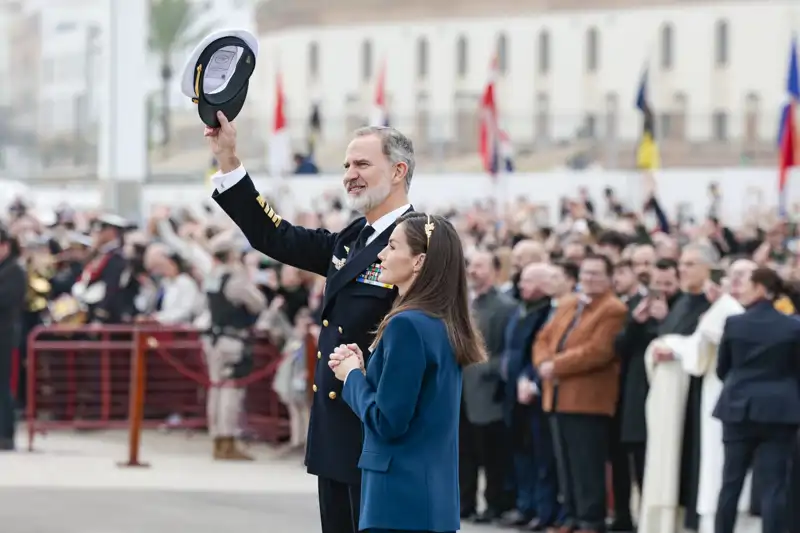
[716,317,734,381]
[342,314,428,441]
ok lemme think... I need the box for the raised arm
[212,168,337,276]
[206,111,338,277]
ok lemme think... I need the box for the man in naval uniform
[205,110,414,533]
[198,234,266,460]
[72,214,129,324]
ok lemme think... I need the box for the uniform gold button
[323,319,329,327]
[328,391,337,400]
[317,351,321,359]
[312,384,318,392]
[338,326,343,334]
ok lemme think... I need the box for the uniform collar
[365,204,411,242]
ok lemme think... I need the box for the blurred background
[0,0,795,217]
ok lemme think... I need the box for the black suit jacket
[214,174,410,484]
[614,292,653,443]
[713,300,800,426]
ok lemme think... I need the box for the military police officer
[200,234,266,461]
[206,111,415,533]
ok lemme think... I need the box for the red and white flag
[479,56,513,176]
[268,71,292,177]
[369,58,389,127]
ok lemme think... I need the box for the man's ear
[392,162,408,186]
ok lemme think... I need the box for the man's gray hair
[683,243,719,265]
[353,126,415,191]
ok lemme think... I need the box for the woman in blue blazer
[329,213,487,533]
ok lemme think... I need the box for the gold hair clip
[424,215,435,249]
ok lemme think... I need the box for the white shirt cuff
[211,164,247,192]
[343,367,360,386]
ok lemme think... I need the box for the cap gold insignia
[424,215,435,249]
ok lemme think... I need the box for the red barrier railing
[25,324,293,457]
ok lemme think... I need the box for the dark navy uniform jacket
[213,173,409,485]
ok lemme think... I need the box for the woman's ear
[413,253,426,274]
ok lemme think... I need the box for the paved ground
[0,429,500,532]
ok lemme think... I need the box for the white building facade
[254,0,800,148]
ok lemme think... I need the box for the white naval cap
[180,28,259,128]
[92,213,129,230]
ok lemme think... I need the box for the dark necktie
[350,225,375,256]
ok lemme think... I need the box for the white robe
[639,295,760,533]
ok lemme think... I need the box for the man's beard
[346,180,391,214]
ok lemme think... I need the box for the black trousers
[459,407,512,514]
[715,422,797,533]
[609,414,632,525]
[319,476,361,533]
[551,413,610,532]
[625,442,645,491]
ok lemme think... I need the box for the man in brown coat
[533,254,627,533]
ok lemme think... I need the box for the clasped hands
[328,343,365,382]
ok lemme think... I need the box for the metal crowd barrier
[25,324,299,463]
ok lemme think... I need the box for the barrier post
[118,329,150,468]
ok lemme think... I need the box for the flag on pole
[369,58,389,127]
[308,102,322,154]
[478,56,513,176]
[479,56,500,177]
[635,67,660,170]
[269,71,292,177]
[778,34,799,217]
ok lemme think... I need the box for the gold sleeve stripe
[256,194,282,227]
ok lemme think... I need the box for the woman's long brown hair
[372,213,487,366]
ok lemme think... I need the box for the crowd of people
[0,120,797,533]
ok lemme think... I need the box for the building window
[361,40,372,81]
[497,33,508,75]
[456,35,468,77]
[308,42,319,80]
[661,24,673,70]
[712,111,728,140]
[417,37,428,80]
[538,30,550,75]
[586,27,599,73]
[715,20,729,67]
